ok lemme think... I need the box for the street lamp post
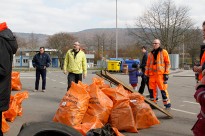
[116,0,118,58]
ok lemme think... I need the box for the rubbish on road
[53,82,90,126]
[11,71,22,91]
[2,91,29,133]
[54,77,161,135]
[96,70,173,118]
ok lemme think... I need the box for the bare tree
[184,28,202,65]
[27,33,39,50]
[47,32,77,69]
[130,0,194,53]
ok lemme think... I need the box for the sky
[1,0,204,35]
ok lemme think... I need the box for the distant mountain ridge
[14,28,137,48]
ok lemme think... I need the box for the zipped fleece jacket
[63,49,87,74]
[0,22,18,111]
[32,52,51,69]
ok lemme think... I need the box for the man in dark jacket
[138,46,149,94]
[32,47,51,92]
[0,22,18,136]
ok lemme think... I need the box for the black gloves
[143,75,149,83]
[163,74,169,81]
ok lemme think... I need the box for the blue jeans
[35,69,46,90]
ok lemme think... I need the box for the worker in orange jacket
[145,39,171,109]
[193,21,205,82]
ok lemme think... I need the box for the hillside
[14,28,137,48]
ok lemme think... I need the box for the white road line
[51,79,56,81]
[183,101,198,105]
[171,108,197,115]
[59,82,66,84]
[20,77,35,79]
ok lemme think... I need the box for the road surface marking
[171,108,197,115]
[51,79,56,81]
[59,82,66,84]
[183,101,198,105]
[20,77,35,79]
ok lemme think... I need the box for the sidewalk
[171,69,194,77]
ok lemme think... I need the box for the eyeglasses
[153,43,159,44]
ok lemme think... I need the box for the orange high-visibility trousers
[149,74,171,107]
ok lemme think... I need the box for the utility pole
[183,35,184,69]
[116,0,118,58]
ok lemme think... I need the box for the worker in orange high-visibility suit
[193,21,205,82]
[145,39,171,109]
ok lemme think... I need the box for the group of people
[128,39,171,109]
[0,20,205,135]
[32,41,87,92]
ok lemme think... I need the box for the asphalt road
[5,69,197,136]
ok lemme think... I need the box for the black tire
[17,121,82,136]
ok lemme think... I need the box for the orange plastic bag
[84,83,113,125]
[4,91,29,122]
[103,85,137,132]
[11,71,22,91]
[92,77,110,89]
[112,127,125,136]
[109,99,138,132]
[73,115,104,136]
[53,82,90,126]
[3,96,18,122]
[2,114,9,133]
[15,91,29,116]
[129,93,160,129]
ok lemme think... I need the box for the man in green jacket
[63,41,87,91]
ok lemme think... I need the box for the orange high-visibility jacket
[199,51,205,80]
[145,49,171,76]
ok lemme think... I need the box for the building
[14,48,95,68]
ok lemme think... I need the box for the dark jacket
[140,51,148,73]
[0,25,18,111]
[128,68,142,85]
[32,53,51,69]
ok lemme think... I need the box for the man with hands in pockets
[63,41,87,91]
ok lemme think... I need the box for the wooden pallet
[96,70,173,118]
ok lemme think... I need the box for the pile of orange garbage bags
[2,91,29,133]
[2,71,28,133]
[53,77,160,136]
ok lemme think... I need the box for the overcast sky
[1,0,204,35]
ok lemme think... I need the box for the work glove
[163,74,169,81]
[143,75,149,83]
[193,66,202,72]
[196,69,205,90]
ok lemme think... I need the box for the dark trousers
[67,73,82,91]
[35,69,46,90]
[0,112,3,136]
[138,76,149,94]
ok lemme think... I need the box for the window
[23,59,28,63]
[16,59,20,63]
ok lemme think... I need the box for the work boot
[164,103,171,111]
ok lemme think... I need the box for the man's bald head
[152,39,161,49]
